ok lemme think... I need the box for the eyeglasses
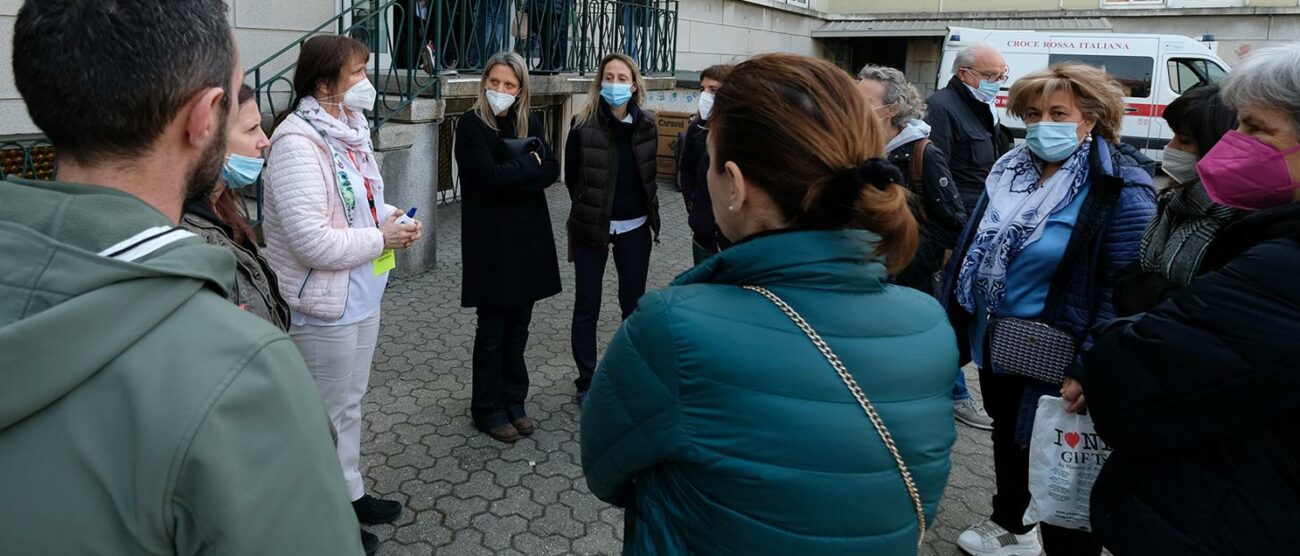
[961,67,1011,84]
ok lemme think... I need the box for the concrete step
[386,96,445,124]
[373,121,417,152]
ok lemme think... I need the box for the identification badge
[373,249,396,276]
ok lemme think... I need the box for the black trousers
[471,304,534,430]
[572,224,652,393]
[980,367,1104,556]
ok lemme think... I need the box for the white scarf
[296,97,383,224]
[955,140,1095,315]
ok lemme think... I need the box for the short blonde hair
[1007,63,1127,144]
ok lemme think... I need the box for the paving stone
[359,185,1001,554]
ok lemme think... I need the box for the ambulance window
[1168,58,1226,93]
[1047,54,1154,99]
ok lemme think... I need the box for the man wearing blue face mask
[926,44,1015,216]
[181,85,290,330]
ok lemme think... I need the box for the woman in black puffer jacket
[1084,43,1300,555]
[563,53,660,404]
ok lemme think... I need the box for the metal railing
[245,0,440,131]
[430,0,677,77]
[572,0,677,77]
[0,136,56,180]
[245,0,678,130]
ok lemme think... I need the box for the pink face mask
[1196,130,1300,211]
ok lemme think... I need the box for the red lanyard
[346,150,379,225]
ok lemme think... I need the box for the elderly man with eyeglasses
[925,44,1016,215]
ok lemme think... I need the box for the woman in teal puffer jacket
[580,53,959,555]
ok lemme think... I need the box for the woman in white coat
[262,35,420,552]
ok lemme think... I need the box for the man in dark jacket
[925,44,1015,214]
[678,64,732,264]
[858,64,989,430]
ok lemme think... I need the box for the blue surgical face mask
[220,153,264,189]
[1025,122,1082,162]
[963,69,1002,104]
[601,83,633,108]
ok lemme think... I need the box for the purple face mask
[1196,130,1300,211]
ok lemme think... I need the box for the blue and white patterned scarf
[956,140,1094,315]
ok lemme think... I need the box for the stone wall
[0,0,339,137]
[675,0,828,72]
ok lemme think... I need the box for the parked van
[939,27,1230,160]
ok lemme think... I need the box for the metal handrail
[245,0,440,130]
[0,136,56,180]
[245,0,679,131]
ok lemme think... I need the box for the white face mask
[485,89,516,115]
[342,78,377,113]
[1161,146,1200,185]
[697,91,715,121]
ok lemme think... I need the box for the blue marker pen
[394,206,417,225]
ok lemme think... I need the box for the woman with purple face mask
[1083,43,1300,555]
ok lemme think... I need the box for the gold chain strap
[743,285,927,547]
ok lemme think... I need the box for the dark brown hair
[273,35,370,127]
[700,64,733,84]
[213,85,259,245]
[710,53,918,274]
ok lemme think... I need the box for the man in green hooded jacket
[0,0,363,553]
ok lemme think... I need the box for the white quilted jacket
[263,113,389,322]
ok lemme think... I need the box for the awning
[813,17,1112,38]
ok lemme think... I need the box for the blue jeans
[471,1,509,68]
[621,6,639,62]
[953,370,970,401]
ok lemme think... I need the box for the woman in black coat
[1083,44,1300,555]
[456,52,561,444]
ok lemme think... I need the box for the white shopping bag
[1023,395,1111,531]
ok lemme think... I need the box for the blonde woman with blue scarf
[937,63,1156,556]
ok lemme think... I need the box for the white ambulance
[939,27,1230,161]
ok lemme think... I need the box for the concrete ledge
[389,97,446,124]
[441,74,676,98]
[373,122,416,152]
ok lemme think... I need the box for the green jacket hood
[0,178,236,430]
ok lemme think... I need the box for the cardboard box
[655,111,692,137]
[656,155,676,177]
[657,133,679,159]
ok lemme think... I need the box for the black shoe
[361,529,379,556]
[353,494,402,525]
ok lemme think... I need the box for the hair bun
[856,158,903,190]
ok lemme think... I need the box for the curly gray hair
[856,64,926,129]
[1221,42,1300,136]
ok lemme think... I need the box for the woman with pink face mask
[1083,43,1300,555]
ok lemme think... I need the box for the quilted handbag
[988,318,1078,385]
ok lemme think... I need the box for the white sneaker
[955,398,994,430]
[958,520,1041,556]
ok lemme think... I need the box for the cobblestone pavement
[363,184,999,555]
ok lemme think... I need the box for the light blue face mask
[975,80,1001,103]
[1025,122,1082,162]
[220,153,265,189]
[601,83,633,108]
